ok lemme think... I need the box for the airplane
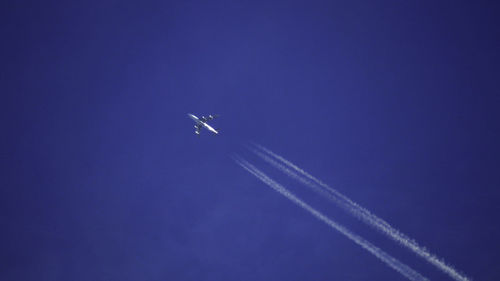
[187,113,219,135]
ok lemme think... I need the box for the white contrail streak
[234,156,429,281]
[250,144,470,281]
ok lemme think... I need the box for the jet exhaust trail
[234,156,429,281]
[250,144,471,281]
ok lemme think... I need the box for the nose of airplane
[187,113,199,122]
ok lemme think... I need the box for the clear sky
[2,1,499,280]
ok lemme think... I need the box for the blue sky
[2,1,499,280]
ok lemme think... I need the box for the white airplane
[187,113,219,135]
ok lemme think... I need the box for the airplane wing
[201,114,218,121]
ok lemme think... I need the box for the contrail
[234,156,429,281]
[250,144,470,281]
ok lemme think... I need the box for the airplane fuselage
[188,113,218,134]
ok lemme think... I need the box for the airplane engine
[194,125,198,128]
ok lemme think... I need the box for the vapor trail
[234,156,429,281]
[251,144,470,281]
